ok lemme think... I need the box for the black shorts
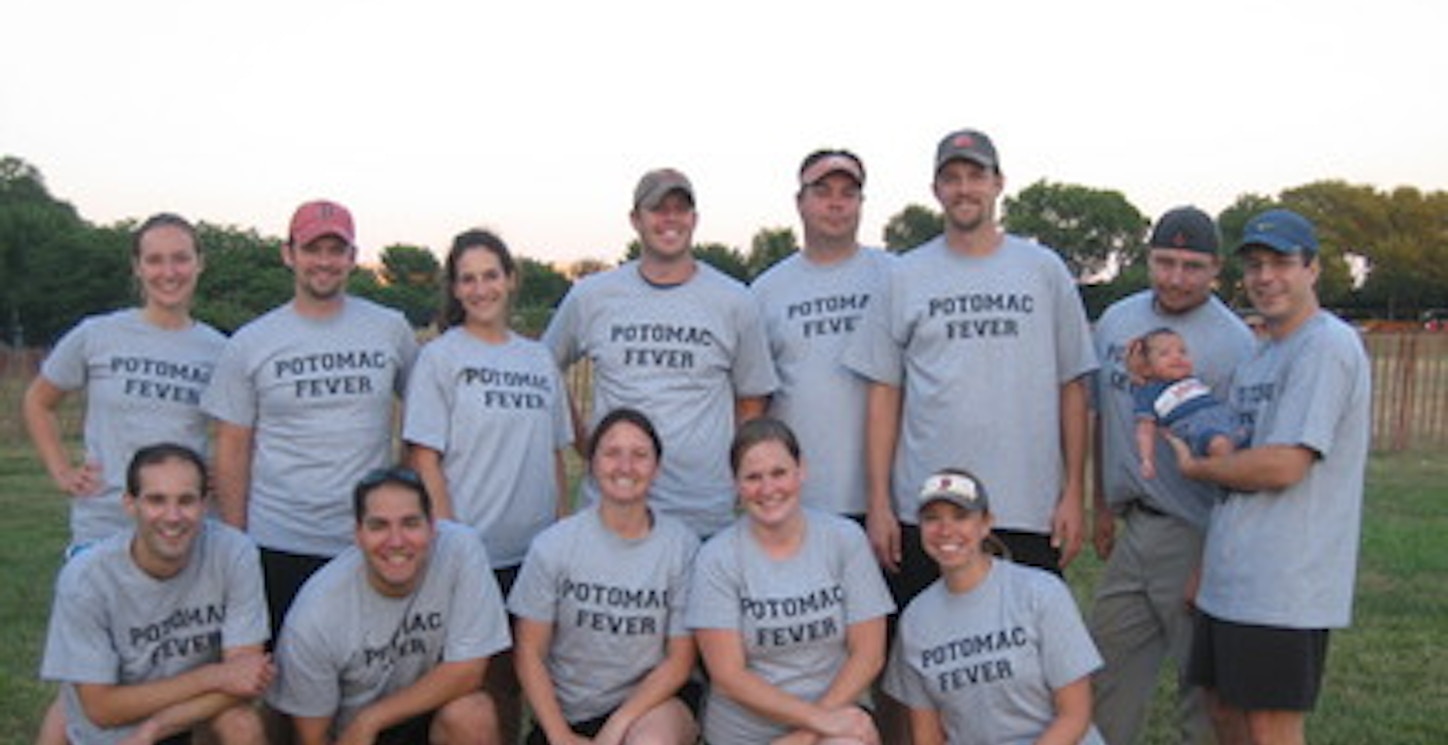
[375,711,435,745]
[523,683,702,745]
[493,564,521,599]
[1187,611,1330,711]
[991,529,1061,576]
[260,547,331,640]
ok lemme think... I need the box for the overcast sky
[5,0,1446,267]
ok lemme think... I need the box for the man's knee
[1246,709,1306,745]
[432,692,498,745]
[208,704,267,745]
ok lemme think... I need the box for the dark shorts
[493,564,521,599]
[1187,611,1330,711]
[260,547,331,640]
[523,682,702,745]
[991,529,1061,576]
[375,711,436,745]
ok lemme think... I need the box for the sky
[4,1,1447,268]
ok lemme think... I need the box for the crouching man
[41,442,273,744]
[268,467,511,745]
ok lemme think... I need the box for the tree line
[4,154,1446,347]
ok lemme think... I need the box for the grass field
[1,443,1444,744]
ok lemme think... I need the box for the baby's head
[1127,327,1194,384]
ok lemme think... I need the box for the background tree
[746,227,798,278]
[1002,179,1148,281]
[192,223,291,334]
[513,256,572,335]
[882,204,941,252]
[694,242,750,282]
[0,156,93,345]
[351,243,442,328]
[1214,192,1280,308]
[565,257,612,280]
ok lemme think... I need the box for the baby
[1127,327,1249,479]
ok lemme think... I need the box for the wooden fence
[4,332,1447,453]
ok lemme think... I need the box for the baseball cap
[935,128,999,173]
[633,168,694,211]
[289,200,355,248]
[917,468,990,516]
[1149,206,1220,254]
[1236,208,1318,260]
[799,151,865,188]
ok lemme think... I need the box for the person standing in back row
[842,128,1097,608]
[1089,206,1254,745]
[751,148,894,521]
[1173,209,1370,745]
[543,168,778,538]
[203,199,418,635]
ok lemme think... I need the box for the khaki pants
[1089,507,1214,745]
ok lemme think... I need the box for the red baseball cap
[289,200,355,248]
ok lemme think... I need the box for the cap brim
[1235,234,1304,255]
[936,153,996,173]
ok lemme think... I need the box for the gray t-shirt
[542,261,779,537]
[39,309,225,547]
[507,507,699,723]
[268,521,511,731]
[1197,311,1371,629]
[404,329,573,567]
[41,521,268,745]
[1092,291,1255,528]
[686,510,895,743]
[883,560,1105,745]
[751,248,894,516]
[202,297,418,556]
[842,236,1097,531]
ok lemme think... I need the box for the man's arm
[334,657,487,744]
[114,646,273,743]
[1052,376,1089,568]
[74,646,272,730]
[211,421,255,530]
[735,396,767,425]
[1135,418,1159,480]
[864,382,903,572]
[1170,439,1315,493]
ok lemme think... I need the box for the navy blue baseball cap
[1236,209,1318,260]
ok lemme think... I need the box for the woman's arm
[696,628,876,743]
[513,618,588,745]
[1034,676,1093,745]
[23,376,99,496]
[407,444,455,521]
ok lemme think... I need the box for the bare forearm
[1181,444,1313,492]
[134,691,247,741]
[1059,378,1089,499]
[606,637,695,731]
[736,396,767,425]
[212,424,254,529]
[408,446,455,520]
[814,620,885,710]
[864,384,901,515]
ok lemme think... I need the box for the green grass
[2,444,1444,744]
[1067,452,1448,744]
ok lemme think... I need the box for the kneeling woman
[883,468,1105,745]
[509,408,701,744]
[689,418,894,744]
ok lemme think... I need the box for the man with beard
[844,128,1097,610]
[203,200,418,636]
